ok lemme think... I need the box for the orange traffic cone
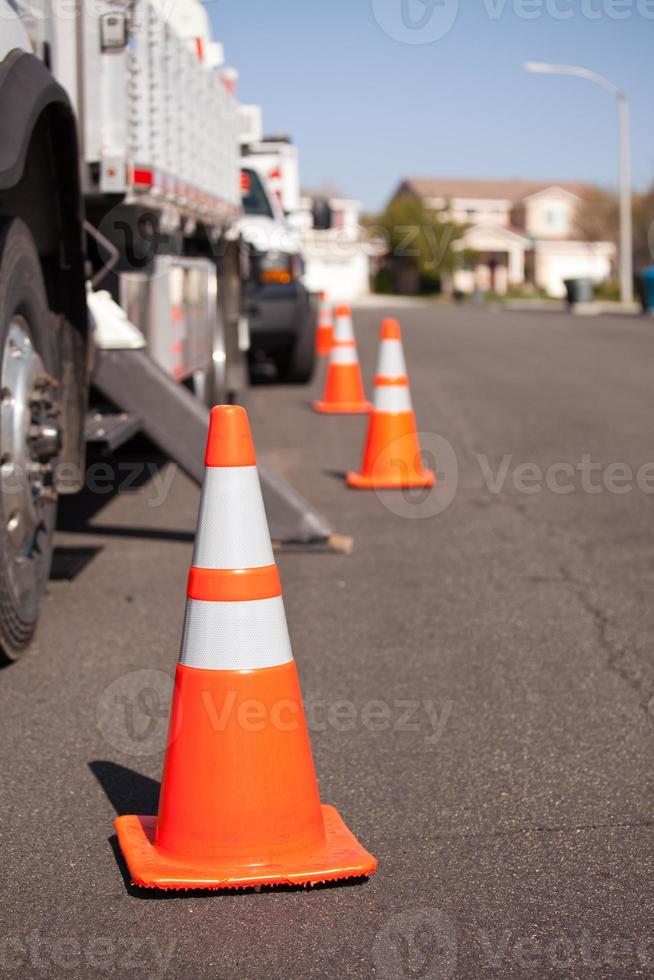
[114,405,376,890]
[315,292,333,356]
[313,305,371,414]
[347,318,435,489]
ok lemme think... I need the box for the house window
[545,207,567,231]
[465,209,477,220]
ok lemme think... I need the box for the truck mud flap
[93,348,333,545]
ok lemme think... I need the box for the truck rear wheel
[279,315,316,384]
[0,219,60,661]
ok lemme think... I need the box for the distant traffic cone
[347,318,435,489]
[315,292,333,356]
[114,405,377,890]
[313,305,371,414]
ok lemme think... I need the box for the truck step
[92,349,333,546]
[85,411,143,451]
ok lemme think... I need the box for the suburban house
[294,187,379,302]
[391,178,615,297]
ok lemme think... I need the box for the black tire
[279,315,317,384]
[0,218,58,661]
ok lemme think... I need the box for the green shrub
[594,279,621,301]
[372,269,394,294]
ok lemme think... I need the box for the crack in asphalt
[454,452,654,717]
[412,818,654,842]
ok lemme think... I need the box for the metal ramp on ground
[92,348,333,546]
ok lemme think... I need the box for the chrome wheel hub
[0,318,60,562]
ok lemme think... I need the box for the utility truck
[239,106,315,382]
[0,0,330,661]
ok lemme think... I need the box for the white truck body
[80,0,240,222]
[239,110,303,267]
[10,0,243,386]
[10,0,241,223]
[242,136,301,216]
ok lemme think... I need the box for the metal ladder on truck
[85,293,333,547]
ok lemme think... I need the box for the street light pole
[617,92,633,305]
[524,62,633,305]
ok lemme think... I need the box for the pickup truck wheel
[0,218,60,662]
[279,315,317,385]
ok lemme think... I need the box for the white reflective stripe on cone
[374,384,413,413]
[179,596,294,670]
[333,315,355,344]
[377,340,407,379]
[330,344,359,366]
[192,467,275,570]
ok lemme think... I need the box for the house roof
[399,177,588,203]
[301,182,344,199]
[462,222,530,244]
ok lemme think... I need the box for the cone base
[346,469,436,490]
[313,400,372,415]
[114,805,377,890]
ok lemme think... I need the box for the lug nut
[29,423,61,460]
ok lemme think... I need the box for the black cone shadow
[89,759,160,814]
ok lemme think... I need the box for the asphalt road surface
[2,303,654,980]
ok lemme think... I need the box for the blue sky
[207,0,654,211]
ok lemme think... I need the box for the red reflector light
[240,171,250,192]
[132,168,154,188]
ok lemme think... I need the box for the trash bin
[564,278,594,305]
[636,267,654,311]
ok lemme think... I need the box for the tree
[574,186,619,245]
[371,194,463,294]
[575,183,654,271]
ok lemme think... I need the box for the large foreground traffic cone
[315,292,334,356]
[313,305,371,414]
[114,406,377,890]
[347,318,435,489]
